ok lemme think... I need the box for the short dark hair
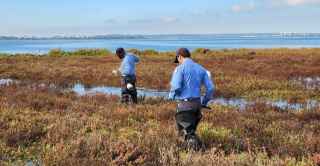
[116,47,125,55]
[177,48,191,58]
[174,48,191,63]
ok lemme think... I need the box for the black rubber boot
[185,133,202,151]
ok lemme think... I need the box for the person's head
[116,47,126,59]
[174,48,191,64]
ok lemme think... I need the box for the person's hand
[112,69,118,76]
[168,92,175,101]
[202,105,212,110]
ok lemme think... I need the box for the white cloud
[104,19,117,24]
[231,2,255,13]
[285,0,320,6]
[127,17,179,24]
[233,0,320,11]
[268,0,320,6]
[128,18,154,24]
[160,17,179,23]
[190,9,210,16]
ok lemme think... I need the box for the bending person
[115,48,140,103]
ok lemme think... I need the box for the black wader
[121,75,138,104]
[175,98,203,150]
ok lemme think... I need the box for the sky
[1,0,320,36]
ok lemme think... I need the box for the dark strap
[179,98,201,102]
[177,100,201,112]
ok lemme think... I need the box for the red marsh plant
[1,48,320,101]
[0,83,319,165]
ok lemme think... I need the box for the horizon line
[1,32,320,38]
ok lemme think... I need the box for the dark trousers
[175,105,203,151]
[174,99,203,151]
[175,99,202,137]
[121,75,138,103]
[175,110,202,137]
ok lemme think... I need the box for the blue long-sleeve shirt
[169,58,214,106]
[119,53,139,76]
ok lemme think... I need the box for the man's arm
[168,68,183,100]
[202,70,214,106]
[119,60,124,75]
[134,55,140,63]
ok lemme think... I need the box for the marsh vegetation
[0,48,320,165]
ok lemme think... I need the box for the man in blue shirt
[116,48,140,103]
[169,48,214,150]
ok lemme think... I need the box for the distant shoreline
[1,34,319,53]
[2,48,320,55]
[2,47,320,56]
[1,33,320,40]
